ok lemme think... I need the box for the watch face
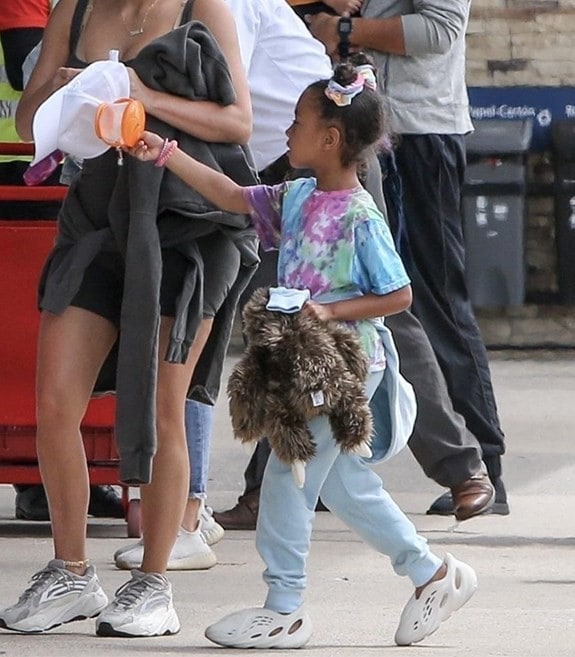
[338,18,352,35]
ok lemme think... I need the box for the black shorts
[70,232,240,326]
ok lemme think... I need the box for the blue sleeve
[353,215,411,295]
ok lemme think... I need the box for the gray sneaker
[0,560,108,633]
[96,570,180,637]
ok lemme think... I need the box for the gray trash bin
[552,119,575,304]
[462,119,532,307]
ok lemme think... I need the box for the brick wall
[467,1,573,87]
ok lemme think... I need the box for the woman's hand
[125,130,165,163]
[52,66,81,92]
[126,68,152,106]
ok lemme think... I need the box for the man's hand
[323,0,363,15]
[305,12,341,58]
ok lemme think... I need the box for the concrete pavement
[0,349,574,656]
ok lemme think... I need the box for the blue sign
[468,86,575,151]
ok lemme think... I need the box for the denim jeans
[185,399,214,500]
[257,371,442,614]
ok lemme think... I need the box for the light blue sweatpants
[256,371,443,613]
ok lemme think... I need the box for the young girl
[128,61,477,648]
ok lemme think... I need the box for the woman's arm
[303,286,413,322]
[15,0,79,140]
[129,0,252,144]
[130,131,249,215]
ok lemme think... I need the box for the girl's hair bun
[332,61,359,87]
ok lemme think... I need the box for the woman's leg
[36,307,118,568]
[0,307,117,633]
[96,317,218,637]
[139,317,213,574]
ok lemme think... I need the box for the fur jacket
[227,288,374,473]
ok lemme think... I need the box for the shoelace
[19,567,69,602]
[113,575,163,610]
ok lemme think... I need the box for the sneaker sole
[96,610,180,638]
[202,523,225,546]
[96,621,180,638]
[115,551,217,571]
[167,552,217,570]
[0,593,108,634]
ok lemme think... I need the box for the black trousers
[239,150,487,494]
[384,134,505,479]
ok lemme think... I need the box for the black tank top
[66,0,195,68]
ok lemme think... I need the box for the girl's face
[285,91,329,170]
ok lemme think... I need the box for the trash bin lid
[465,119,533,155]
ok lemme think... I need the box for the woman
[0,0,254,638]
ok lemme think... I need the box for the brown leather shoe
[213,489,259,530]
[451,473,495,521]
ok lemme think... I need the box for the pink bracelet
[154,138,178,167]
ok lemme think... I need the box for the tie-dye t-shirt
[243,177,410,371]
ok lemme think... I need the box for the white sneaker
[0,560,108,633]
[114,526,217,571]
[96,570,180,637]
[201,504,225,546]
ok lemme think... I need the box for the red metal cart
[0,143,141,536]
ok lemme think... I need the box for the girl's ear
[323,126,342,151]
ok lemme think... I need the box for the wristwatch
[337,16,353,61]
